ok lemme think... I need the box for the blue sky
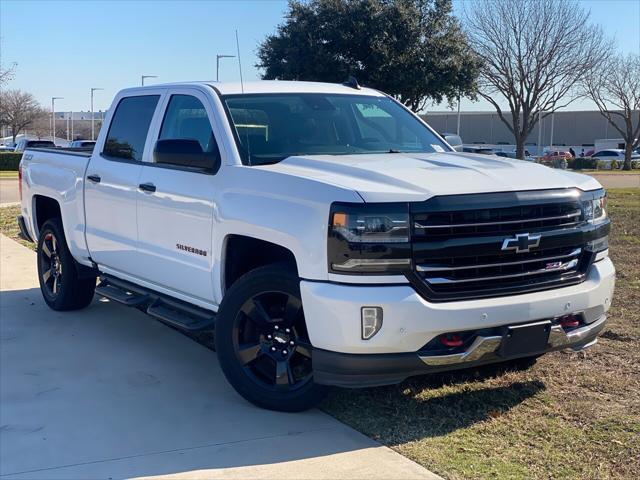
[1,0,638,113]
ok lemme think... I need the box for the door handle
[138,182,156,193]
[87,174,101,183]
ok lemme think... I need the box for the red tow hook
[439,333,464,347]
[560,314,580,328]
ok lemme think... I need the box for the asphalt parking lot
[0,234,435,480]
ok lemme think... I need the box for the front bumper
[313,314,607,387]
[300,258,615,387]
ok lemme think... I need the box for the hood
[262,152,602,202]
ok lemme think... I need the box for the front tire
[215,264,327,412]
[37,218,96,311]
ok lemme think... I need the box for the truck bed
[20,146,94,263]
[27,147,93,157]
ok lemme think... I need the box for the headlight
[582,191,607,223]
[331,209,409,243]
[328,203,411,274]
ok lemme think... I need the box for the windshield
[222,93,450,165]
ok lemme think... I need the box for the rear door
[134,89,221,302]
[84,93,161,272]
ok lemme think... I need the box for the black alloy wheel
[36,218,96,311]
[215,264,327,411]
[234,290,313,392]
[39,231,63,297]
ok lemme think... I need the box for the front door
[135,92,219,303]
[84,94,161,273]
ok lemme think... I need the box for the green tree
[257,0,480,112]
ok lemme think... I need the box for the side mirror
[154,139,220,173]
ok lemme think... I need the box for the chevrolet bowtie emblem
[501,233,541,253]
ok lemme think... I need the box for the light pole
[216,54,235,82]
[51,97,63,144]
[550,110,555,151]
[536,102,543,158]
[90,88,104,141]
[141,75,158,86]
[456,93,461,136]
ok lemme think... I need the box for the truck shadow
[323,369,545,440]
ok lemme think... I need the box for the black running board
[95,282,150,306]
[95,276,216,331]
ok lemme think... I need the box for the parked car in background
[463,146,494,155]
[69,140,96,149]
[494,150,536,161]
[19,80,614,412]
[541,150,573,161]
[0,144,15,151]
[592,149,640,168]
[539,150,573,169]
[440,133,463,152]
[14,139,55,152]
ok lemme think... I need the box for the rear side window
[103,95,159,161]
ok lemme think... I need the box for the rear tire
[215,264,327,412]
[37,218,96,311]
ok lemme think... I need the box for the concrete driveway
[0,235,436,480]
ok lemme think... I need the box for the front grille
[413,203,582,238]
[408,189,597,302]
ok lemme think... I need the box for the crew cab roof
[118,80,386,97]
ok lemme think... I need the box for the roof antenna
[235,29,251,165]
[343,75,361,90]
[235,29,245,94]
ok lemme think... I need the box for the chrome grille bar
[425,258,579,285]
[416,248,582,273]
[414,210,581,229]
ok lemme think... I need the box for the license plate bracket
[499,320,552,357]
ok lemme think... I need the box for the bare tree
[0,89,45,143]
[583,53,640,170]
[0,62,16,86]
[464,0,610,159]
[31,113,51,140]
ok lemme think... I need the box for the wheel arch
[33,195,62,238]
[222,234,298,294]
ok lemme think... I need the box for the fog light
[361,307,383,340]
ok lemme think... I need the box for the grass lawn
[1,189,638,479]
[0,204,33,249]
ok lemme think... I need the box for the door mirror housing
[154,139,220,173]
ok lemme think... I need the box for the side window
[158,95,218,155]
[103,95,159,161]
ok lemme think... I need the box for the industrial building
[422,110,638,154]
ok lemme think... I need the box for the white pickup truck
[18,81,614,411]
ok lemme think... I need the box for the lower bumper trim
[313,315,607,388]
